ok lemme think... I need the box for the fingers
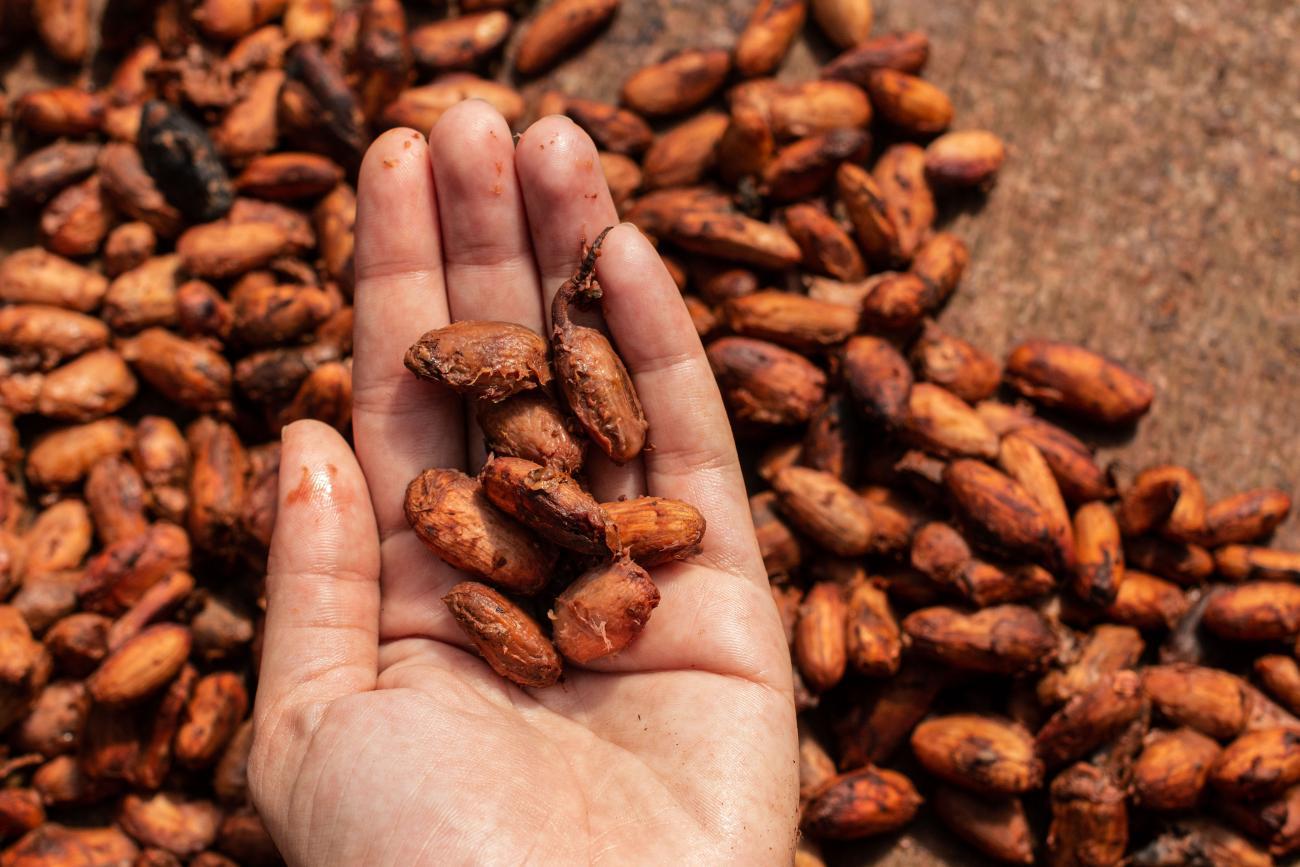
[516,116,644,501]
[257,421,382,722]
[594,224,765,581]
[353,128,465,536]
[428,101,544,332]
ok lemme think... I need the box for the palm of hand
[250,103,797,866]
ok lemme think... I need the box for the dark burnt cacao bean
[138,101,233,222]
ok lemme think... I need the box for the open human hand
[249,101,798,865]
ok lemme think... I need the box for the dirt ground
[3,1,1298,863]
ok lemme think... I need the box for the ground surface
[3,1,1299,863]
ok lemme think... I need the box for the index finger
[353,128,466,536]
[254,421,381,769]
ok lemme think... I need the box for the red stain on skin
[403,140,412,149]
[383,158,399,169]
[494,160,504,176]
[286,465,313,505]
[286,464,347,507]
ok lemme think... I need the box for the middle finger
[429,101,545,333]
[429,101,547,470]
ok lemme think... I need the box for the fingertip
[278,418,342,465]
[279,417,314,446]
[365,125,428,154]
[518,113,587,148]
[600,222,666,280]
[426,98,521,213]
[516,115,620,298]
[272,419,380,580]
[359,127,430,195]
[275,418,364,496]
[596,225,697,362]
[516,115,605,195]
[354,127,439,284]
[429,99,511,150]
[608,220,649,248]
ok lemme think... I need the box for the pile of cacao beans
[0,0,1296,865]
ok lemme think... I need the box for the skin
[249,102,799,865]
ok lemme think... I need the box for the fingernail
[281,418,308,446]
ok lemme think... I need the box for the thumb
[253,420,381,766]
